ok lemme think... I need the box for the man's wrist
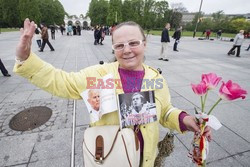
[15,57,26,65]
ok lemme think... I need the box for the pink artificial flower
[202,73,222,89]
[191,81,208,96]
[219,80,247,100]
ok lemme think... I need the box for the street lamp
[193,0,203,38]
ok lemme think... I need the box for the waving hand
[16,18,36,61]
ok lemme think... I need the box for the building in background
[64,14,91,29]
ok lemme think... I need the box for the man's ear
[87,99,91,104]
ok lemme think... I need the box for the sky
[58,0,250,17]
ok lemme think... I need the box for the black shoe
[158,58,163,60]
[174,50,179,52]
[245,49,249,51]
[163,59,169,61]
[51,49,55,51]
[3,73,11,77]
[227,53,231,56]
[38,50,43,52]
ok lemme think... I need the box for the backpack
[35,28,40,34]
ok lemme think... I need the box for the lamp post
[193,0,203,38]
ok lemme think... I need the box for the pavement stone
[207,156,243,167]
[28,156,71,167]
[233,151,250,167]
[0,133,38,166]
[30,129,71,162]
[0,29,250,167]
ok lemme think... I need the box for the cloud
[58,0,91,16]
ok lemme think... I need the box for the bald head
[87,90,100,111]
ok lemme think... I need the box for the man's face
[88,91,100,111]
[165,23,170,29]
[132,94,142,108]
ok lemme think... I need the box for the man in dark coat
[77,25,81,35]
[172,26,182,52]
[159,23,170,61]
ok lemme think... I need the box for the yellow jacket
[14,52,183,167]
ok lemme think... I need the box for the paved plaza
[0,30,250,167]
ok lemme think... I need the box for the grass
[0,28,20,33]
[145,30,236,38]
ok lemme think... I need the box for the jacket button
[143,126,146,128]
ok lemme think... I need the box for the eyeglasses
[112,40,144,51]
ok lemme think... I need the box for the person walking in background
[73,25,77,35]
[217,30,222,40]
[99,26,105,45]
[39,23,55,52]
[60,24,65,35]
[94,26,99,45]
[77,25,81,36]
[172,26,182,52]
[159,23,170,61]
[50,25,56,40]
[67,24,73,36]
[0,58,11,77]
[227,30,245,57]
[34,25,42,48]
[206,29,211,39]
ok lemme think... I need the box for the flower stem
[207,98,222,115]
[201,96,204,113]
[202,160,206,167]
[204,92,208,106]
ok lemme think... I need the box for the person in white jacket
[34,25,42,48]
[227,30,245,57]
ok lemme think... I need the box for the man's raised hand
[16,18,36,61]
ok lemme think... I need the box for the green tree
[18,0,41,24]
[38,0,65,25]
[229,18,249,33]
[87,0,109,26]
[153,0,169,28]
[122,0,134,21]
[131,0,144,25]
[0,0,3,28]
[185,12,204,31]
[142,0,155,29]
[168,10,182,29]
[107,0,122,25]
[198,18,213,32]
[1,0,20,27]
[170,2,188,13]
